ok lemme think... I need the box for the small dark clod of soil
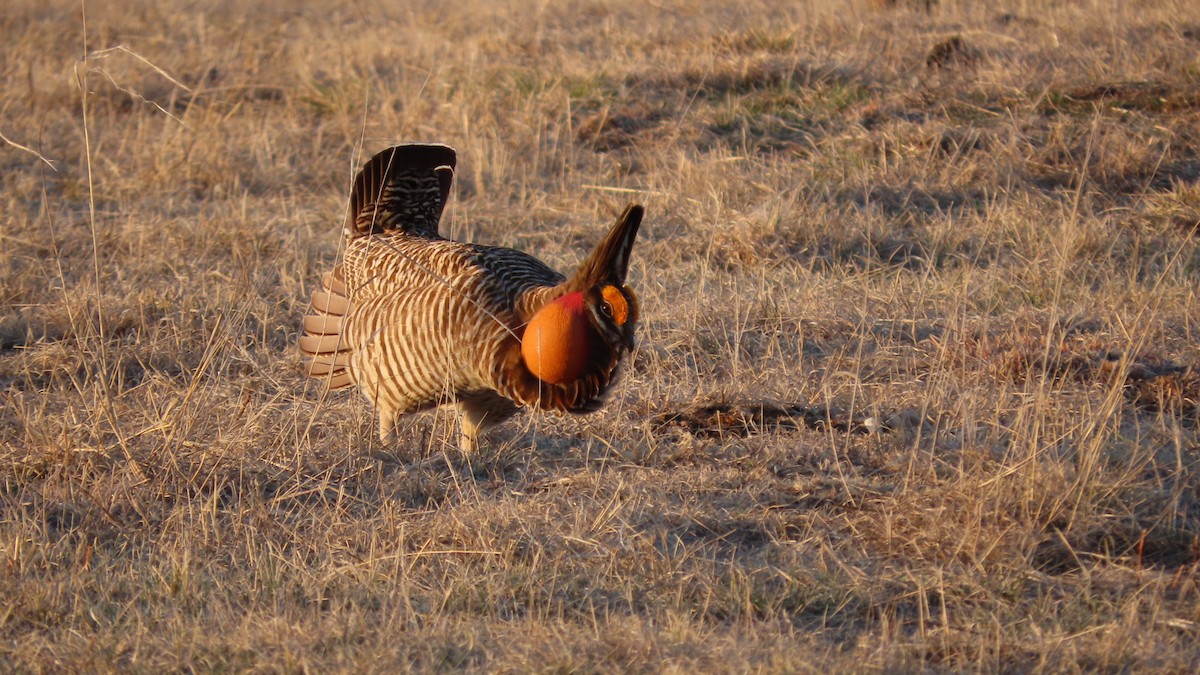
[653,401,885,438]
[926,36,980,70]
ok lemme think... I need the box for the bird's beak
[621,327,636,352]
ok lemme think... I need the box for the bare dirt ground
[2,0,1199,671]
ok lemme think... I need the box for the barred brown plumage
[300,143,643,453]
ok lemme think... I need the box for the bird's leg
[458,411,481,455]
[377,407,397,443]
[457,394,519,456]
[457,399,491,455]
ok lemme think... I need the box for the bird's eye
[600,302,613,317]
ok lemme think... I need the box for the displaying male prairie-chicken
[300,144,642,453]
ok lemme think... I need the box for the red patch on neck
[522,291,592,385]
[555,291,586,314]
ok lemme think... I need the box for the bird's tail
[346,143,457,240]
[299,265,355,391]
[564,204,643,292]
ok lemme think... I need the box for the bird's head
[520,284,639,385]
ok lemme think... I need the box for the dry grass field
[2,0,1200,671]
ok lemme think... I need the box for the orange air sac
[522,293,591,385]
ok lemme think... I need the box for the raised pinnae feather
[565,203,643,292]
[347,143,457,239]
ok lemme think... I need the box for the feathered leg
[457,394,519,454]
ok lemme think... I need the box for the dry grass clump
[2,0,1199,671]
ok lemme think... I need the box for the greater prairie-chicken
[300,144,642,453]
